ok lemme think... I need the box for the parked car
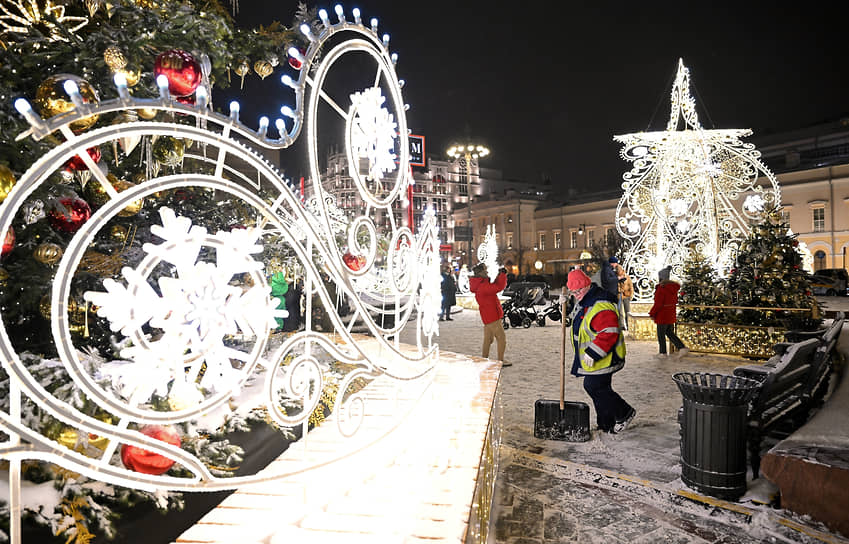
[807,274,844,296]
[814,268,849,295]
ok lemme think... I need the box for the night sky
[223,1,849,195]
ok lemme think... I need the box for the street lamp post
[447,142,489,267]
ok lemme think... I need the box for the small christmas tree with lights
[725,208,821,329]
[678,251,731,323]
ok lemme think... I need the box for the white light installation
[1,7,441,540]
[477,224,499,280]
[85,208,286,399]
[348,86,398,182]
[796,238,814,274]
[613,59,780,301]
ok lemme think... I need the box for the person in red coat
[648,266,689,357]
[469,262,509,367]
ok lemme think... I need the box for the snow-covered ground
[400,300,849,543]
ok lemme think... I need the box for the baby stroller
[503,285,547,328]
[535,299,562,327]
[501,296,525,329]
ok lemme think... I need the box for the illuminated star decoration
[613,59,781,302]
[0,0,89,42]
[349,87,398,182]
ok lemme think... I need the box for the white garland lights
[613,59,781,301]
[1,5,442,540]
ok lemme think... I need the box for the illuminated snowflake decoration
[85,208,286,400]
[349,87,398,181]
[613,59,781,301]
[0,0,89,42]
[743,194,766,214]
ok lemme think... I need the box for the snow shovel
[533,296,590,441]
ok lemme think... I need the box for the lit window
[587,229,594,247]
[554,231,561,249]
[813,207,825,232]
[507,232,513,249]
[570,231,577,249]
[538,232,546,251]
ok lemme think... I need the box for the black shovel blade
[533,399,591,442]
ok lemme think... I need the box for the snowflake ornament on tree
[348,87,398,182]
[85,208,287,402]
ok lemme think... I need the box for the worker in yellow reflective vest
[566,268,636,434]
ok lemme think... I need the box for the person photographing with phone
[469,262,509,367]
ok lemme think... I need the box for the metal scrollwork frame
[1,6,441,541]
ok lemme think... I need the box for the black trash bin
[672,372,760,500]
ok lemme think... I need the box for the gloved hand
[499,267,507,275]
[582,353,596,366]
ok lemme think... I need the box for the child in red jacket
[469,262,509,367]
[649,266,689,357]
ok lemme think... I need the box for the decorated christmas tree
[678,250,731,324]
[0,1,325,540]
[725,208,821,329]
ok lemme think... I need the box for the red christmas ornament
[48,197,91,234]
[1,226,14,258]
[288,47,305,70]
[343,251,366,271]
[64,146,101,171]
[154,49,202,97]
[121,425,182,475]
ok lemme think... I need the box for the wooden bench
[733,338,821,478]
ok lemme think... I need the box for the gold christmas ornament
[33,242,63,265]
[109,224,129,241]
[0,164,16,203]
[83,174,144,216]
[116,180,143,216]
[253,59,273,80]
[117,68,141,87]
[34,74,100,132]
[57,427,110,453]
[137,107,157,120]
[38,294,75,319]
[152,136,185,166]
[234,60,249,89]
[103,45,127,71]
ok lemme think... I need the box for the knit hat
[567,269,592,290]
[658,266,671,282]
[608,256,619,264]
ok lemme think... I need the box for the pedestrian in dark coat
[282,278,302,332]
[600,256,619,297]
[440,265,457,321]
[566,269,635,434]
[649,266,689,357]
